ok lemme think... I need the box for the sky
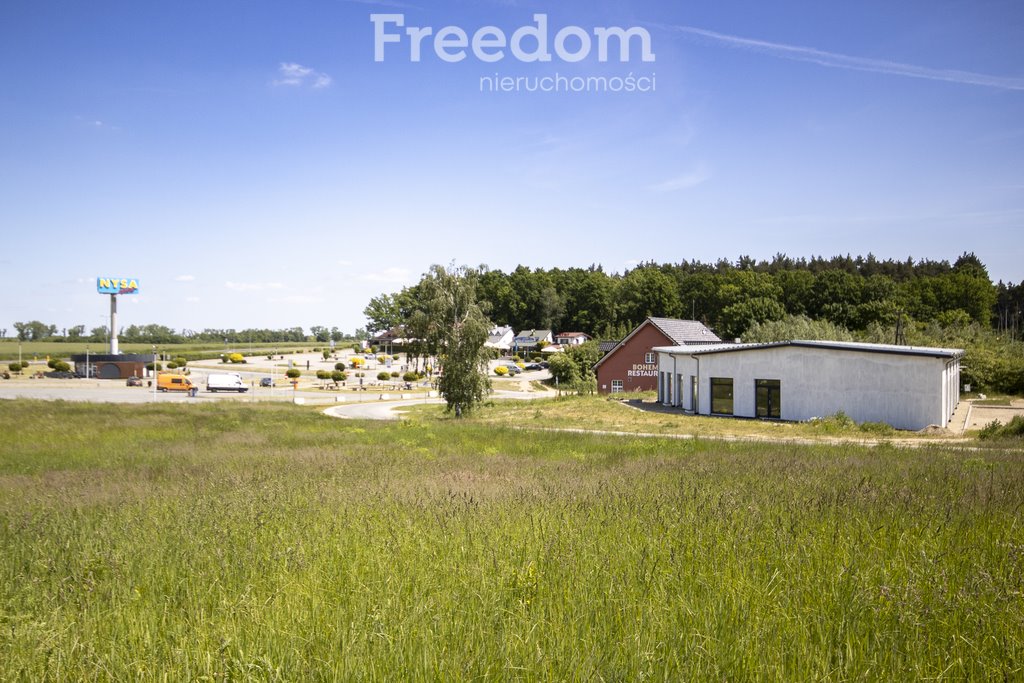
[1,0,1022,336]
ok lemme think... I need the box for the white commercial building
[654,340,963,431]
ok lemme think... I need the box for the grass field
[1,401,1022,680]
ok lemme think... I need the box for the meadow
[1,400,1022,680]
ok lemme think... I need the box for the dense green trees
[395,253,1004,342]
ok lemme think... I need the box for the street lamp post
[85,345,90,379]
[152,345,157,399]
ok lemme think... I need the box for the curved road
[323,388,554,420]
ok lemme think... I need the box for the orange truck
[156,373,194,392]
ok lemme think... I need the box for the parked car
[523,363,544,371]
[260,377,274,388]
[499,364,522,375]
[126,376,143,387]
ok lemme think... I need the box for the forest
[364,253,1023,393]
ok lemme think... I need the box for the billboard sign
[97,277,140,295]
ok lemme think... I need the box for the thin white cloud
[661,24,1024,91]
[650,166,711,192]
[273,62,332,89]
[268,295,325,305]
[359,267,412,284]
[175,274,195,282]
[225,281,285,292]
[186,296,200,303]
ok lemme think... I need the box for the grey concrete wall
[659,346,957,430]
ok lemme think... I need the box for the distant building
[595,318,720,394]
[485,326,515,353]
[513,329,553,354]
[654,340,963,430]
[555,332,592,346]
[71,353,151,380]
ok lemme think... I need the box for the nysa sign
[97,277,140,295]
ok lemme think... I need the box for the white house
[654,340,963,431]
[555,332,592,346]
[485,326,515,353]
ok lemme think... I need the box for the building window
[611,380,624,394]
[710,377,733,415]
[755,379,781,419]
[645,351,655,364]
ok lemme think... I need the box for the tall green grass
[1,401,1022,680]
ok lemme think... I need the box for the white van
[206,373,249,393]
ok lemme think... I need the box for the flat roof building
[654,340,963,430]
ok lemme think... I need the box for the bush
[331,370,347,383]
[335,362,347,372]
[377,372,391,381]
[316,370,330,380]
[47,359,58,369]
[808,412,856,434]
[228,353,246,364]
[166,362,178,370]
[979,416,1024,441]
[377,355,386,363]
[145,362,163,372]
[351,357,365,369]
[8,362,22,373]
[494,366,509,376]
[285,368,301,379]
[173,357,187,368]
[390,371,399,378]
[403,372,419,382]
[392,354,400,360]
[322,350,331,360]
[53,361,71,373]
[351,343,362,353]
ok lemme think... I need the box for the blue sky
[1,0,1022,335]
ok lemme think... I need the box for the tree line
[2,323,367,345]
[365,252,1020,342]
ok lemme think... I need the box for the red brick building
[595,318,720,394]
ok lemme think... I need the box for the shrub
[145,362,163,372]
[322,350,331,360]
[47,359,59,369]
[331,370,347,383]
[403,372,419,382]
[173,357,187,368]
[494,366,509,376]
[809,412,856,434]
[8,362,22,373]
[228,353,245,364]
[392,354,400,360]
[351,358,365,369]
[377,372,391,381]
[316,370,330,380]
[54,361,71,372]
[390,371,399,378]
[351,343,362,353]
[166,362,178,370]
[377,355,386,363]
[285,368,301,379]
[979,416,1024,441]
[335,362,347,372]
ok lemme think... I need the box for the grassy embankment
[1,401,1022,680]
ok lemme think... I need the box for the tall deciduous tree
[419,264,492,415]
